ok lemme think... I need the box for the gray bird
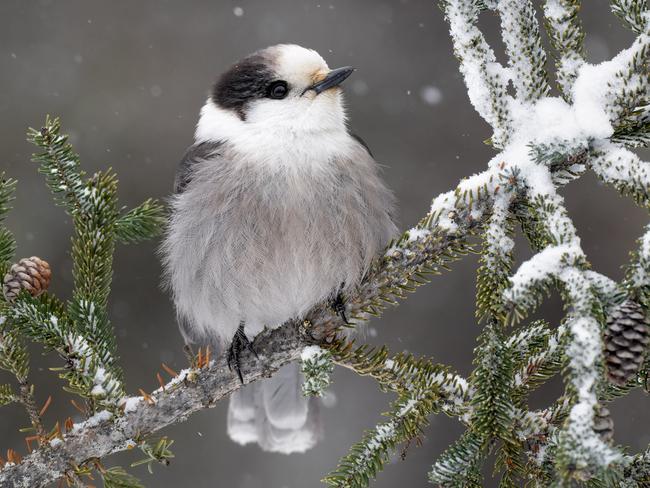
[161,44,396,453]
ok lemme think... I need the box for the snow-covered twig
[496,0,550,101]
[628,224,650,292]
[543,0,585,99]
[441,0,513,147]
[591,141,650,209]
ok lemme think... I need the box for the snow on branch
[6,295,125,408]
[627,224,650,300]
[591,141,650,208]
[543,0,586,99]
[324,343,472,487]
[506,174,621,473]
[612,0,649,34]
[511,322,567,391]
[440,0,513,147]
[496,0,550,101]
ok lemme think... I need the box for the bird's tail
[227,362,322,454]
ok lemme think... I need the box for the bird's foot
[227,324,258,384]
[331,291,350,325]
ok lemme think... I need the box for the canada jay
[161,44,396,453]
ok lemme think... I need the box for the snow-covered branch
[543,0,586,99]
[497,0,550,101]
[440,0,513,147]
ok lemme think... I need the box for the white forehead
[271,44,329,83]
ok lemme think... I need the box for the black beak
[307,66,355,94]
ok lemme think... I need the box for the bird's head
[200,44,353,137]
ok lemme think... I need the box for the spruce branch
[23,117,167,411]
[505,320,552,359]
[620,447,650,486]
[101,466,145,488]
[0,176,16,223]
[0,325,29,383]
[606,31,650,132]
[504,240,584,323]
[476,191,516,324]
[625,223,650,304]
[7,292,124,410]
[428,431,484,487]
[300,345,335,397]
[0,314,50,440]
[328,340,473,419]
[439,0,513,147]
[27,116,87,215]
[505,181,621,478]
[590,142,650,210]
[324,341,472,487]
[543,0,586,100]
[496,0,551,101]
[115,199,166,245]
[17,382,46,441]
[0,176,17,278]
[611,0,648,35]
[130,437,174,474]
[512,323,567,394]
[0,228,16,278]
[323,393,437,488]
[612,107,650,148]
[470,322,516,443]
[0,384,17,407]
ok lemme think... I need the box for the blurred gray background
[0,1,648,487]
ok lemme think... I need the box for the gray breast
[161,138,396,345]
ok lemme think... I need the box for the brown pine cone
[2,256,51,302]
[604,299,650,386]
[593,405,614,444]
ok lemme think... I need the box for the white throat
[194,99,353,171]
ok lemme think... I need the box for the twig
[18,382,46,440]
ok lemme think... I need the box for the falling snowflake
[420,85,443,105]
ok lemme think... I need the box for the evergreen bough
[0,1,649,486]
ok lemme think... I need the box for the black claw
[332,291,350,325]
[227,323,257,384]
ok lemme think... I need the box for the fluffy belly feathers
[166,170,389,344]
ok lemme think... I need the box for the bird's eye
[268,81,289,99]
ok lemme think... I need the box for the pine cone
[593,405,614,443]
[2,256,51,302]
[604,299,650,386]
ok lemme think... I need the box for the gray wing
[174,140,224,194]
